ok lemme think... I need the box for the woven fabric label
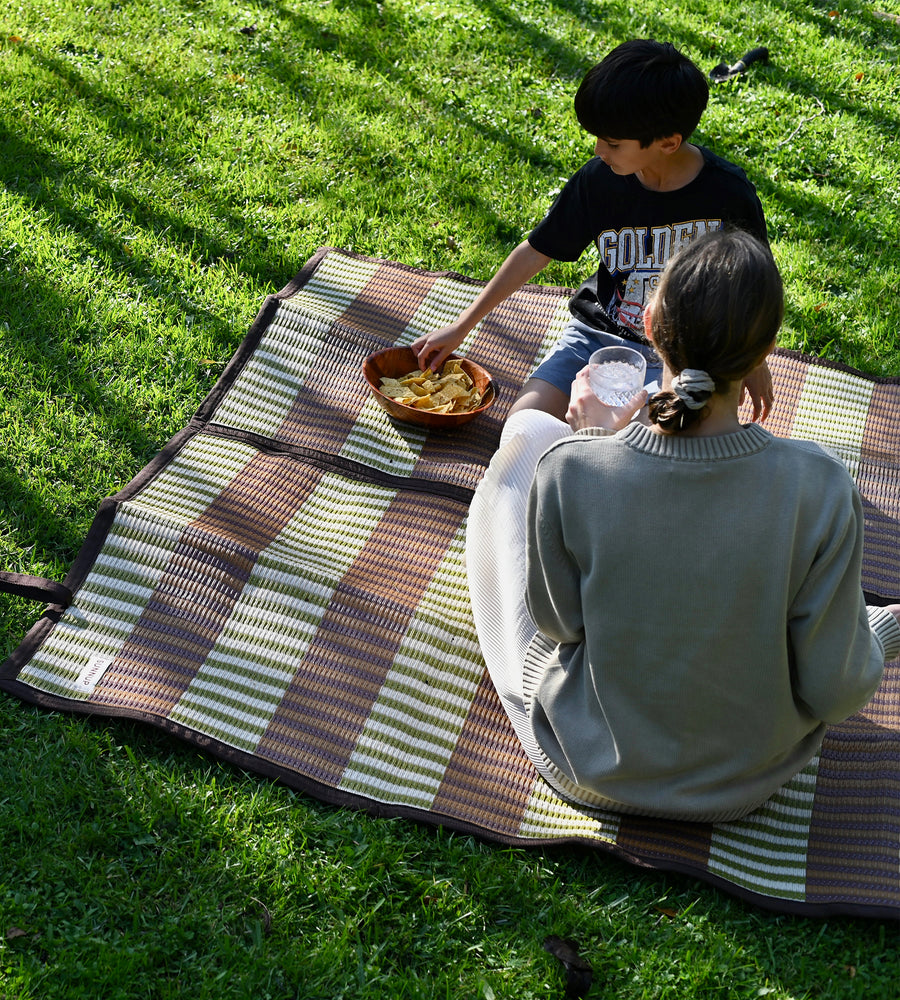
[73,655,116,694]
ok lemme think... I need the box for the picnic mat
[2,246,899,920]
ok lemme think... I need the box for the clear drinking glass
[588,346,647,405]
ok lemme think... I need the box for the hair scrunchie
[671,369,716,409]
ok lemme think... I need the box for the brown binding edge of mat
[0,419,476,684]
[275,249,900,387]
[272,246,581,303]
[0,673,895,921]
[3,250,900,919]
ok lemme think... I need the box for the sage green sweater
[523,422,899,822]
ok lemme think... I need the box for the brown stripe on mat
[856,381,900,599]
[408,414,504,492]
[468,289,559,419]
[90,528,261,713]
[274,264,437,452]
[805,719,900,906]
[470,288,570,411]
[339,260,437,343]
[190,453,326,549]
[859,512,900,601]
[91,453,327,714]
[431,673,537,835]
[741,350,807,437]
[409,288,568,489]
[274,318,391,453]
[256,489,469,785]
[860,380,900,463]
[615,814,714,868]
[863,659,900,729]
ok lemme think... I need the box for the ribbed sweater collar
[617,421,773,461]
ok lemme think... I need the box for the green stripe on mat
[4,247,900,919]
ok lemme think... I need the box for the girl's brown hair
[647,229,784,434]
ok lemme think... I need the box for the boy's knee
[507,378,570,422]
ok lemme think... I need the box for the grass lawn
[1,0,899,996]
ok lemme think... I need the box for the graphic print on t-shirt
[617,271,661,331]
[599,219,723,334]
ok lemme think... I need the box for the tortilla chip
[378,361,484,414]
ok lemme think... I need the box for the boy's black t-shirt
[528,146,769,341]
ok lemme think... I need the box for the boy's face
[593,136,679,175]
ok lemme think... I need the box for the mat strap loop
[0,573,72,607]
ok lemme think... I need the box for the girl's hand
[566,366,647,432]
[886,605,900,629]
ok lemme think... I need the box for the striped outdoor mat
[2,247,899,919]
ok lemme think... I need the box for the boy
[411,39,773,421]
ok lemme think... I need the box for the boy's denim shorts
[529,318,663,395]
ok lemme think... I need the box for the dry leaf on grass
[543,935,594,999]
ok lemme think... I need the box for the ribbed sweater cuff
[574,426,616,437]
[868,605,900,662]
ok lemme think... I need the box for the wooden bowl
[362,347,498,429]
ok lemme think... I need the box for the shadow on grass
[1,46,284,282]
[4,0,896,306]
[2,694,896,998]
[1,7,899,991]
[0,702,314,995]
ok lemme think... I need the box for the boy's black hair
[574,39,709,147]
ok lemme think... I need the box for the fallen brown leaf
[543,935,593,999]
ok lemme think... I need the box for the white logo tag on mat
[74,655,115,694]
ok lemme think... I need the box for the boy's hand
[409,242,551,373]
[741,359,774,423]
[410,325,467,372]
[566,367,647,432]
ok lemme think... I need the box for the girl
[466,229,900,821]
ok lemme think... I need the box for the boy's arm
[411,240,551,371]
